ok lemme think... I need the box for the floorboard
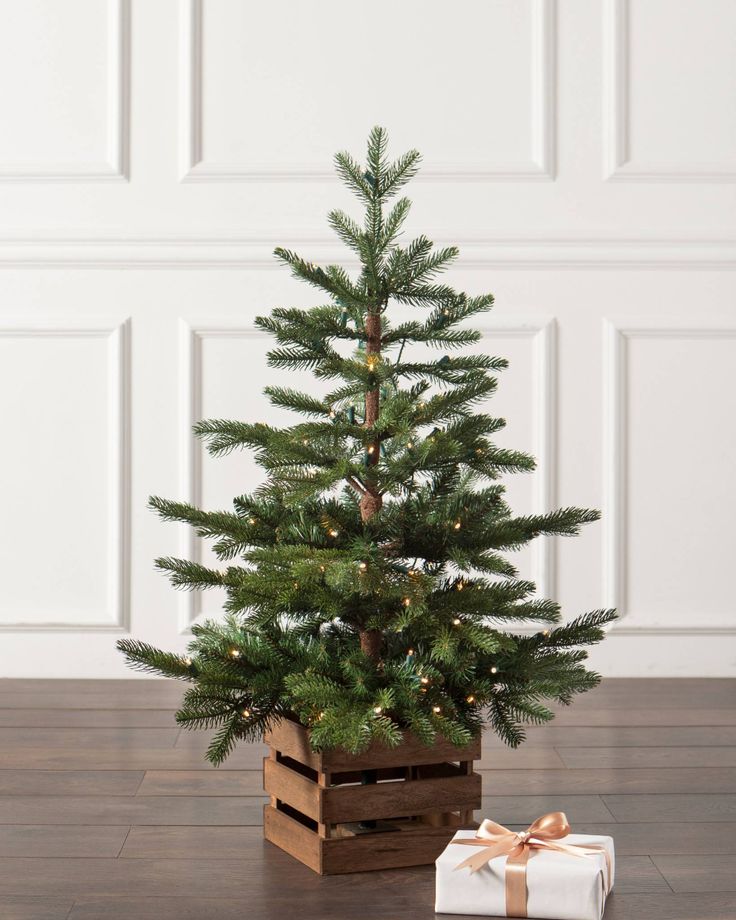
[0,677,733,919]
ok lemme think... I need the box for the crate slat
[263,757,320,822]
[264,804,321,873]
[265,718,480,771]
[264,719,321,770]
[322,819,464,874]
[321,771,481,824]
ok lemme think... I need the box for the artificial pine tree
[118,128,615,766]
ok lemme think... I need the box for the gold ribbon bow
[452,812,612,919]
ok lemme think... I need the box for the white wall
[0,0,734,678]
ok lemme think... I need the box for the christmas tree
[118,128,615,765]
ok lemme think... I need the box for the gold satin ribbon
[452,812,612,919]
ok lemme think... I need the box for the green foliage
[118,128,615,764]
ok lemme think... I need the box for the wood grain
[602,794,736,822]
[652,855,736,892]
[557,746,736,769]
[476,794,615,823]
[0,795,265,826]
[0,825,129,857]
[477,767,736,794]
[0,709,178,728]
[554,822,736,855]
[0,677,733,919]
[323,771,480,824]
[136,770,264,796]
[549,708,736,727]
[265,717,480,772]
[0,728,180,750]
[0,770,144,796]
[120,826,261,859]
[0,898,74,920]
[483,725,736,747]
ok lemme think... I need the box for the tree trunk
[359,628,383,660]
[359,309,383,662]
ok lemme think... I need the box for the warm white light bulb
[230,649,241,658]
[490,666,498,674]
[373,705,383,714]
[432,706,441,714]
[453,618,461,626]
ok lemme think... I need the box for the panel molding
[1,233,735,269]
[478,317,557,601]
[178,320,268,632]
[0,0,130,182]
[602,0,736,182]
[178,316,556,633]
[603,318,736,635]
[0,318,130,631]
[179,0,556,182]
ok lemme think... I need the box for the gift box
[435,813,614,920]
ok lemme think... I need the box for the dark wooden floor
[0,679,734,919]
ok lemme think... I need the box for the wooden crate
[263,718,481,874]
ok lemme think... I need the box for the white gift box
[435,829,615,920]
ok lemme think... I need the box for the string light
[406,648,414,657]
[456,581,465,592]
[329,528,339,537]
[490,666,498,674]
[359,562,367,571]
[293,581,299,589]
[249,517,256,524]
[373,705,383,714]
[318,711,325,720]
[302,438,308,445]
[466,694,475,703]
[367,445,375,454]
[242,708,251,718]
[403,597,411,607]
[329,409,336,419]
[183,657,192,666]
[453,617,462,626]
[319,565,326,573]
[432,706,441,714]
[367,358,376,371]
[420,676,430,685]
[542,629,550,636]
[230,649,241,659]
[407,441,413,448]
[454,521,462,531]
